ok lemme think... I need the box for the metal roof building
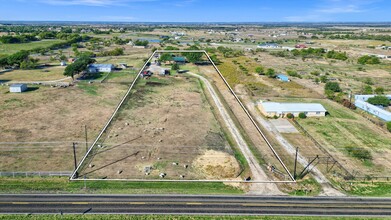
[276,74,289,82]
[10,84,28,93]
[355,95,391,122]
[88,64,115,73]
[258,102,327,117]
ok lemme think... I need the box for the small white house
[10,84,28,93]
[87,64,115,73]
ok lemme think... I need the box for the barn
[10,84,28,93]
[258,101,327,118]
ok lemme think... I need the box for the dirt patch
[79,74,236,180]
[193,150,241,179]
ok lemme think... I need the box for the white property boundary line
[70,50,295,183]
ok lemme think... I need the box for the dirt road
[188,72,282,195]
[241,95,344,196]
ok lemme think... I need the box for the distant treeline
[0,34,88,68]
[270,48,348,61]
[328,34,391,42]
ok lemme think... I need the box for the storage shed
[258,101,327,118]
[10,84,28,93]
[276,74,290,82]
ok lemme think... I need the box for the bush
[286,113,294,119]
[298,112,307,119]
[367,96,390,107]
[358,55,381,65]
[324,82,341,92]
[346,146,372,161]
[387,122,391,132]
[273,115,279,119]
[171,63,180,71]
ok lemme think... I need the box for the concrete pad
[269,119,298,133]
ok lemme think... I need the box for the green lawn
[0,177,243,194]
[0,40,65,55]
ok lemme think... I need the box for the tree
[184,45,203,63]
[320,75,328,83]
[64,55,94,80]
[171,63,180,71]
[367,96,390,107]
[159,53,173,62]
[286,113,294,119]
[209,54,221,64]
[20,57,39,70]
[255,66,265,75]
[266,68,276,78]
[7,50,30,67]
[324,82,341,92]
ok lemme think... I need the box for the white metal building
[87,64,115,73]
[258,102,327,117]
[10,84,28,93]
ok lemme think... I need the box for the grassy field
[0,177,242,194]
[0,65,68,83]
[0,40,65,55]
[292,98,391,177]
[0,215,385,220]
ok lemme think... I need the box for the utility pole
[72,142,77,171]
[84,125,88,152]
[293,147,298,180]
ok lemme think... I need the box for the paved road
[1,194,391,216]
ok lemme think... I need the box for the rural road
[1,194,391,216]
[188,72,282,195]
[242,98,344,196]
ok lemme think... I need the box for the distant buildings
[258,102,327,118]
[87,64,115,73]
[295,44,307,49]
[355,95,391,122]
[10,84,28,93]
[257,43,280,49]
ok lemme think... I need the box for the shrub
[387,122,391,132]
[273,115,279,119]
[171,63,180,71]
[298,112,307,119]
[286,113,294,119]
[324,82,341,92]
[358,55,381,65]
[367,96,390,107]
[346,146,372,161]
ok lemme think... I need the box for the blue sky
[0,0,389,22]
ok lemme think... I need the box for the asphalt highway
[1,194,391,216]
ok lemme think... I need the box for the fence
[292,119,353,179]
[0,171,72,178]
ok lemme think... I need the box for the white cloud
[284,0,382,22]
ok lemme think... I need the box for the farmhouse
[10,84,28,93]
[258,101,327,118]
[276,74,290,82]
[88,64,115,73]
